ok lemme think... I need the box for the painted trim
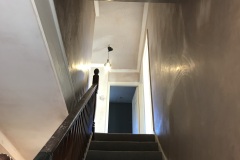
[105,82,140,133]
[105,82,110,133]
[0,131,25,160]
[154,133,168,160]
[108,82,139,86]
[30,0,69,110]
[90,64,138,73]
[90,63,104,68]
[48,0,76,98]
[137,3,149,72]
[94,1,100,17]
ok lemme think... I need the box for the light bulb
[104,59,111,71]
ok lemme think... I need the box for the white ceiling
[92,1,144,70]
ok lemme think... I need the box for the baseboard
[154,133,168,160]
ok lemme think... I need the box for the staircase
[86,133,162,160]
[35,72,162,160]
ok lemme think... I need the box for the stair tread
[90,141,159,151]
[86,151,162,160]
[94,133,155,142]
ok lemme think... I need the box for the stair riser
[86,151,162,160]
[86,133,162,160]
[90,141,159,151]
[94,133,156,142]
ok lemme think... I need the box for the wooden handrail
[0,153,13,160]
[34,69,99,160]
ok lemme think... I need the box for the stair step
[86,151,162,160]
[94,133,155,142]
[89,141,159,151]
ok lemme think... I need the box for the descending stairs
[86,133,162,160]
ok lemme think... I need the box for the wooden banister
[34,69,99,160]
[0,153,13,160]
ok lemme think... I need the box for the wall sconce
[104,45,113,71]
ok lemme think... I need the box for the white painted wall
[142,34,153,134]
[89,67,143,133]
[109,72,139,82]
[139,69,146,134]
[89,67,109,133]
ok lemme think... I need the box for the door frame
[105,82,139,133]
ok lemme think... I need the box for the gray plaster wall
[52,0,95,112]
[34,0,95,112]
[147,0,240,159]
[34,0,76,113]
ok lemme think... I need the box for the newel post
[92,69,99,140]
[92,69,99,91]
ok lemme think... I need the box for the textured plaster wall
[34,0,76,112]
[147,0,240,159]
[54,0,95,111]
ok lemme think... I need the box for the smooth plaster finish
[109,72,140,82]
[147,0,240,159]
[0,0,68,159]
[90,67,110,133]
[92,2,144,70]
[54,0,95,107]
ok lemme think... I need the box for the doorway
[108,86,136,133]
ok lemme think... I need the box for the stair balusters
[34,69,99,160]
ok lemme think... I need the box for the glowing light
[71,63,90,71]
[143,34,153,134]
[104,59,111,71]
